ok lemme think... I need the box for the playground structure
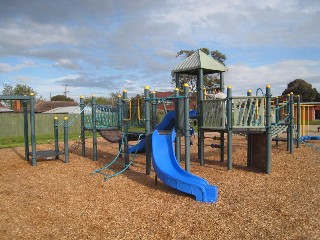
[3,49,318,203]
[172,49,301,174]
[0,94,69,166]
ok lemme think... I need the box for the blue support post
[64,117,69,163]
[265,85,272,174]
[183,84,190,172]
[144,86,151,175]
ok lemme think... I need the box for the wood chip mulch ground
[0,134,319,239]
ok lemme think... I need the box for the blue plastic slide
[300,135,320,141]
[128,110,196,154]
[152,129,218,203]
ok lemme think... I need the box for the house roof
[172,49,227,75]
[156,91,173,98]
[34,101,78,113]
[43,106,81,114]
[0,103,13,112]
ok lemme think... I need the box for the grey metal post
[144,86,151,175]
[23,99,29,161]
[174,88,181,163]
[247,89,252,166]
[80,96,85,157]
[123,90,129,167]
[265,85,272,174]
[226,86,232,170]
[175,72,180,89]
[92,95,97,161]
[54,117,59,159]
[289,93,294,153]
[64,117,69,163]
[275,96,279,146]
[220,132,225,162]
[151,91,157,130]
[297,95,301,148]
[220,72,225,92]
[198,69,204,165]
[30,93,37,166]
[117,94,123,157]
[175,72,181,163]
[286,94,290,151]
[183,84,190,172]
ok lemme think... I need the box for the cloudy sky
[0,0,319,100]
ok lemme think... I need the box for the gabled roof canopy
[172,49,227,75]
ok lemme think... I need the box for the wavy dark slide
[128,110,196,154]
[152,129,218,203]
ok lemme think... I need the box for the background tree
[282,79,319,102]
[83,93,120,106]
[51,94,75,102]
[1,83,42,108]
[173,48,227,92]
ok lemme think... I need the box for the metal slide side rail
[92,133,144,180]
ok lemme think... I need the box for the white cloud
[226,59,320,96]
[154,0,320,47]
[54,59,81,70]
[0,60,34,73]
